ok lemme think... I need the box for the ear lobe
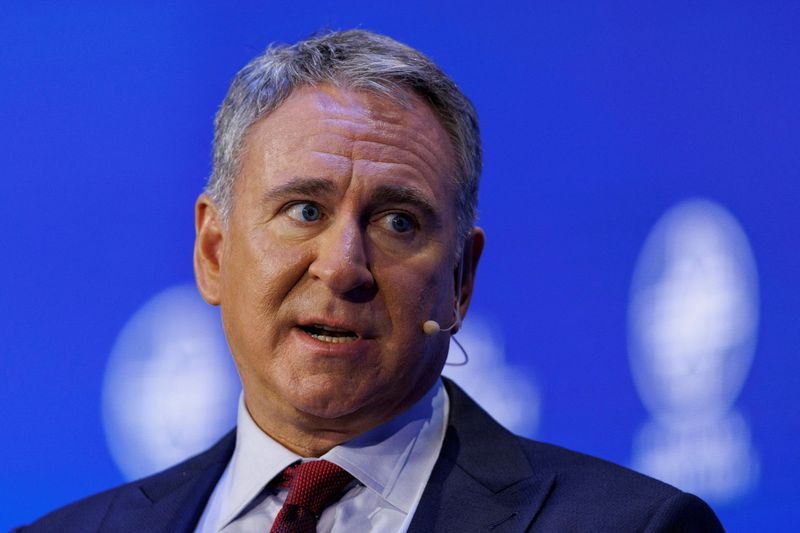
[454,227,486,328]
[194,194,224,306]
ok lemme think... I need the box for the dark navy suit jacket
[17,380,724,532]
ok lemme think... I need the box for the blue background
[2,1,798,530]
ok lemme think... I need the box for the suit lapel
[408,380,554,533]
[98,431,236,533]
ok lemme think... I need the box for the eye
[285,202,322,222]
[384,213,415,233]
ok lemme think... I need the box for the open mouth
[299,324,359,344]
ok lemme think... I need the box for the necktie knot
[270,460,353,532]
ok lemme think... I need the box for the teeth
[315,324,346,332]
[308,332,357,343]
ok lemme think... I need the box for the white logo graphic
[102,285,240,480]
[443,316,540,436]
[628,199,759,502]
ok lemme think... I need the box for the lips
[297,323,360,344]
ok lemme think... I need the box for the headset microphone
[422,307,468,366]
[420,258,469,365]
[422,320,441,335]
[422,312,460,336]
[424,258,465,336]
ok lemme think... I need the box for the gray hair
[206,29,481,242]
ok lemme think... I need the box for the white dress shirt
[194,379,449,533]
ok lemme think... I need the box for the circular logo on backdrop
[102,284,240,481]
[628,199,760,502]
[628,199,759,425]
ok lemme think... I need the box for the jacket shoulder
[15,430,235,532]
[515,437,724,531]
[517,436,676,495]
[440,379,723,531]
[13,479,136,533]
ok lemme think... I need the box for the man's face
[195,85,482,444]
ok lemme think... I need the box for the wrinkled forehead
[279,84,454,152]
[240,84,459,194]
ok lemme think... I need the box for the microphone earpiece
[422,307,461,336]
[422,320,441,335]
[422,309,469,366]
[422,260,464,336]
[421,293,469,365]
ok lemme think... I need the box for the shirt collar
[323,380,446,512]
[218,379,447,525]
[218,394,301,526]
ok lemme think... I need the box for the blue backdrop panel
[2,2,798,530]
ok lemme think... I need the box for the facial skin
[194,85,484,456]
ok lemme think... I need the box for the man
[19,30,724,532]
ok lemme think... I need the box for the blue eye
[387,213,414,233]
[286,202,322,222]
[301,204,321,221]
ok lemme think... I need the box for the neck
[243,380,439,457]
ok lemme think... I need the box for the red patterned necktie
[269,460,354,533]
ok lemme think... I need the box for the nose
[308,217,375,294]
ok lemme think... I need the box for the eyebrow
[367,184,438,219]
[263,177,336,202]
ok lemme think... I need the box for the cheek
[379,258,455,328]
[220,235,313,349]
[230,231,310,299]
[377,262,454,387]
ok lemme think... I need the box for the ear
[454,226,485,329]
[194,193,224,306]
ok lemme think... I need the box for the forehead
[238,84,458,196]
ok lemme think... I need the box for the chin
[287,374,378,420]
